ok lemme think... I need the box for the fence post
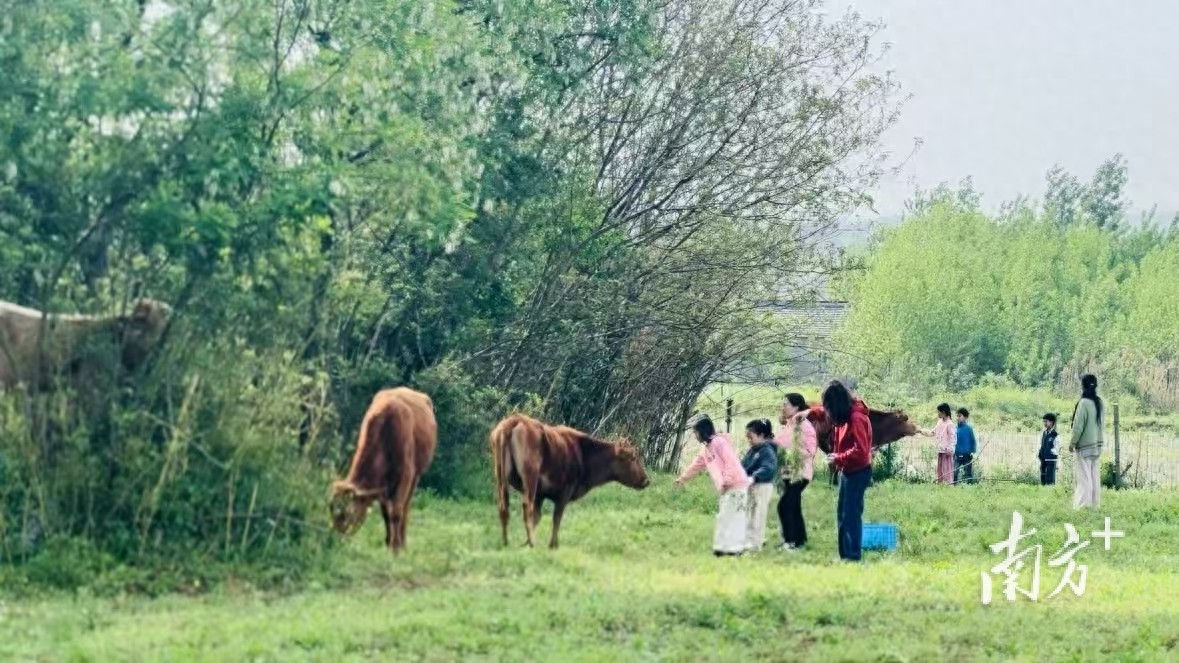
[725,399,733,433]
[1113,403,1121,489]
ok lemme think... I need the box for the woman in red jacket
[822,380,873,562]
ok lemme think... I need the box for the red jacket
[832,400,873,473]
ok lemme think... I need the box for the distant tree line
[834,156,1179,410]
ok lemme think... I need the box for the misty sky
[842,0,1179,218]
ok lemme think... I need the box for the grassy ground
[2,479,1177,661]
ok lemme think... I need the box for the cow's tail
[490,418,514,510]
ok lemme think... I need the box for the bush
[410,361,542,500]
[872,444,900,483]
[0,330,337,586]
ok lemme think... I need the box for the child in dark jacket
[954,408,978,485]
[1038,413,1059,485]
[741,418,778,552]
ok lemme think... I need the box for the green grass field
[2,479,1177,661]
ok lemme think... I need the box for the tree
[1044,165,1085,228]
[1042,155,1128,231]
[1083,154,1128,231]
[458,0,903,466]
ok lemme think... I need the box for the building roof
[759,300,849,340]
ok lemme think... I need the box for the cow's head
[869,409,920,447]
[611,439,650,490]
[328,480,373,535]
[117,298,172,370]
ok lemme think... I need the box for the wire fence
[692,393,1179,487]
[886,430,1179,488]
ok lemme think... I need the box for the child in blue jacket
[741,418,779,551]
[954,408,978,484]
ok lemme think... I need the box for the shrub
[872,444,900,483]
[410,360,541,500]
[0,329,337,584]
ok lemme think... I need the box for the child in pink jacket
[774,393,817,550]
[920,403,956,484]
[675,416,752,556]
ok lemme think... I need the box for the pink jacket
[677,433,752,493]
[775,419,818,482]
[932,418,955,454]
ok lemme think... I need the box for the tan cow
[329,387,437,554]
[0,298,171,391]
[490,414,650,549]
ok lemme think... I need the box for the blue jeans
[954,454,975,484]
[837,467,872,561]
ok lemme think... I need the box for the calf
[330,387,436,554]
[490,414,650,549]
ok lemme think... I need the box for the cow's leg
[398,475,420,551]
[496,457,511,547]
[549,498,568,550]
[522,477,542,547]
[387,475,415,554]
[380,499,395,550]
[498,486,511,547]
[515,466,541,548]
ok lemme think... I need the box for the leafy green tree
[1042,154,1127,231]
[1117,242,1179,360]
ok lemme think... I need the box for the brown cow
[780,401,920,454]
[0,298,171,391]
[330,387,437,554]
[490,414,650,549]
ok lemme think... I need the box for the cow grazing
[490,414,650,549]
[330,387,437,554]
[0,298,171,391]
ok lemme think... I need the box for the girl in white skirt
[675,416,753,556]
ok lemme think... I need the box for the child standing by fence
[954,408,978,484]
[1039,413,1059,485]
[675,416,752,556]
[921,403,956,484]
[740,418,778,552]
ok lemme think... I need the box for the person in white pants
[1069,374,1105,509]
[674,416,753,556]
[740,418,779,552]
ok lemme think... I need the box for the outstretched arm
[675,446,708,484]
